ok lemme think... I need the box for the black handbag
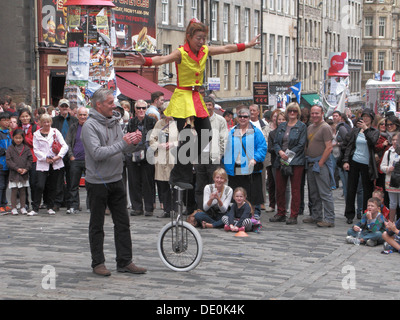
[280,163,293,176]
[390,161,400,188]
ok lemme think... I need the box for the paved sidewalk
[0,187,399,300]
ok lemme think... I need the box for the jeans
[307,163,335,223]
[69,159,86,210]
[347,228,384,244]
[86,180,132,269]
[194,210,224,228]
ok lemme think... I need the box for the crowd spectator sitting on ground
[194,168,233,229]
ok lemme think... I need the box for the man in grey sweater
[82,88,147,276]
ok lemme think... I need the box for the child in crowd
[0,112,12,214]
[9,116,18,134]
[372,189,390,220]
[382,218,400,254]
[6,129,32,215]
[346,197,386,246]
[222,187,253,232]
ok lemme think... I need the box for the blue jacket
[0,128,11,171]
[272,120,307,168]
[223,123,267,176]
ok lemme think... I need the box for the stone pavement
[0,186,399,301]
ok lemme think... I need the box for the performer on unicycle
[128,19,260,185]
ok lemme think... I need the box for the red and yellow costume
[163,43,209,119]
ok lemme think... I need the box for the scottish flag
[290,82,302,104]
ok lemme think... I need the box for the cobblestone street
[0,187,399,301]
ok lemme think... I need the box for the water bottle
[353,229,362,245]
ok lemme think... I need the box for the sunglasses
[288,109,298,113]
[136,107,147,110]
[238,115,249,119]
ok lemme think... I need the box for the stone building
[361,0,400,87]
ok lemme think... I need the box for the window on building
[364,52,373,72]
[365,17,373,37]
[244,9,250,43]
[277,36,282,74]
[223,4,229,42]
[254,10,259,38]
[269,35,275,74]
[379,17,386,38]
[378,51,385,70]
[177,0,184,27]
[211,2,218,41]
[245,62,250,90]
[224,61,230,90]
[212,60,219,78]
[254,62,260,82]
[285,37,290,75]
[234,7,240,43]
[162,0,169,25]
[235,61,241,90]
[163,45,172,76]
[191,0,198,19]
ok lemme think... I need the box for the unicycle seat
[170,181,193,191]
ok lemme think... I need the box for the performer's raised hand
[126,52,145,66]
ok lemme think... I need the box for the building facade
[321,0,363,107]
[361,0,400,88]
[261,0,298,109]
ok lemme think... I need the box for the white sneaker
[27,210,38,216]
[11,208,18,215]
[47,209,56,215]
[346,236,356,244]
[20,208,27,215]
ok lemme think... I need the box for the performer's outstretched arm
[126,49,181,67]
[208,34,261,56]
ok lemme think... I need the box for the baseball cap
[58,99,70,107]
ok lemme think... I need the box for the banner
[111,0,156,51]
[328,52,349,77]
[40,0,157,51]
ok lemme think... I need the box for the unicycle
[157,182,203,272]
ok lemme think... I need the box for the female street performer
[127,19,260,185]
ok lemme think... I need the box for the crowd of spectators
[2,91,400,253]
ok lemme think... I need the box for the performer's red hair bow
[190,18,201,24]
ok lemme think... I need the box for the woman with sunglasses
[269,103,307,225]
[223,108,267,215]
[127,19,260,186]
